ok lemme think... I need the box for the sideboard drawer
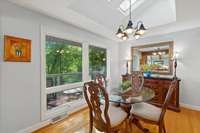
[144,79,159,84]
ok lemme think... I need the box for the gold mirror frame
[131,41,174,75]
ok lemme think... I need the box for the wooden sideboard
[122,75,181,112]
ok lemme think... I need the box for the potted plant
[120,80,132,92]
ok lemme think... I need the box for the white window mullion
[82,43,90,82]
[106,49,111,93]
[41,26,47,120]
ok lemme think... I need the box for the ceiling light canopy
[116,0,147,41]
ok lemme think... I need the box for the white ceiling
[7,0,176,41]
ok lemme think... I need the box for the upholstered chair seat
[101,105,128,127]
[130,102,161,122]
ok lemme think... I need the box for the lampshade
[116,27,124,38]
[122,33,128,40]
[125,20,134,34]
[137,23,147,35]
[173,52,180,60]
[152,52,157,55]
[134,31,140,39]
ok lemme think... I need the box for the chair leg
[89,120,93,133]
[133,118,147,132]
[128,119,133,133]
[159,125,163,133]
[163,122,166,133]
[89,112,93,133]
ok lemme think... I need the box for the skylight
[119,0,137,12]
[118,0,146,16]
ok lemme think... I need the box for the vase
[144,71,152,78]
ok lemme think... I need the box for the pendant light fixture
[116,0,147,40]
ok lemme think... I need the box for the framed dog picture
[4,35,31,62]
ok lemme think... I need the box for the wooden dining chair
[129,80,178,133]
[131,71,144,92]
[83,81,128,133]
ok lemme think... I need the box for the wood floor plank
[33,107,200,133]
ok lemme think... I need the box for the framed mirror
[131,41,174,75]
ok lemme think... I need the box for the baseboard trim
[16,120,51,133]
[180,103,200,111]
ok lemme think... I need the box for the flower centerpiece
[141,64,153,77]
[141,64,161,77]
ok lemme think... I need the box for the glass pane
[89,46,107,80]
[47,87,83,110]
[46,36,82,88]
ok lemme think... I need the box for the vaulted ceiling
[7,0,176,41]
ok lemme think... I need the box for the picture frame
[4,35,31,62]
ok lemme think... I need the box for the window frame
[41,26,111,120]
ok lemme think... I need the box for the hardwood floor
[34,107,200,133]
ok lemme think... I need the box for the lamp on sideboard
[124,59,131,75]
[126,60,129,75]
[172,52,179,79]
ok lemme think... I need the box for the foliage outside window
[89,46,107,80]
[46,36,82,88]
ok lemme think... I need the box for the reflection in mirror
[131,41,173,75]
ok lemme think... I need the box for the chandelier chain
[129,0,132,20]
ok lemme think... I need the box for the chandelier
[116,0,147,40]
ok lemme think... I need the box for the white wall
[0,1,119,133]
[119,28,200,108]
[0,11,3,133]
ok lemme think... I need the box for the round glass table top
[105,87,155,104]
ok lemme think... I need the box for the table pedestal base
[134,118,149,133]
[119,104,149,132]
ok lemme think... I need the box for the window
[89,46,107,80]
[42,33,109,119]
[119,0,145,15]
[45,35,84,112]
[119,0,137,12]
[47,87,83,110]
[46,36,82,88]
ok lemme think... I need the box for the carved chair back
[95,73,106,88]
[159,80,178,123]
[131,71,144,92]
[83,81,111,132]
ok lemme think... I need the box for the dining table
[101,86,155,132]
[109,86,155,105]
